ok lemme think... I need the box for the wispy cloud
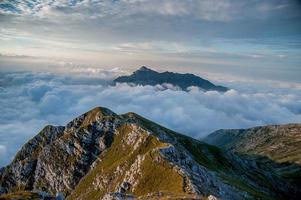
[0,0,300,71]
[1,0,300,21]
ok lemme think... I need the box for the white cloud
[0,68,300,167]
[1,0,299,21]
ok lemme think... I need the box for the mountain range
[113,67,228,92]
[0,107,300,200]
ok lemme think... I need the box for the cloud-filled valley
[0,68,301,167]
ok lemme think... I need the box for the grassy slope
[68,124,186,199]
[131,113,282,200]
[0,191,43,200]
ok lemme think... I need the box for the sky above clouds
[0,1,301,166]
[0,0,301,80]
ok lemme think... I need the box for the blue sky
[0,0,301,81]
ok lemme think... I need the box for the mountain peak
[88,106,117,117]
[137,66,154,72]
[114,67,228,92]
[66,106,119,130]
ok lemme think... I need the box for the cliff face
[1,107,300,199]
[0,107,119,197]
[0,125,65,193]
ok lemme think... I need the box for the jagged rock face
[1,107,300,200]
[0,125,65,193]
[32,108,120,195]
[0,107,121,196]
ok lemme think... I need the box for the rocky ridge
[204,124,301,164]
[204,124,301,190]
[0,107,300,199]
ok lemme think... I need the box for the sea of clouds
[0,67,301,167]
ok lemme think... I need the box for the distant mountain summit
[114,66,228,92]
[0,107,300,199]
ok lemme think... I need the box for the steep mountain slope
[114,66,228,92]
[204,124,301,187]
[0,108,300,200]
[204,124,301,164]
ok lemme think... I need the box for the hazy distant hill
[0,108,300,200]
[114,66,228,92]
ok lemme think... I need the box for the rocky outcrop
[0,107,121,196]
[158,144,248,200]
[103,192,135,200]
[0,125,65,193]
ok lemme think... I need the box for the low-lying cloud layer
[0,68,301,167]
